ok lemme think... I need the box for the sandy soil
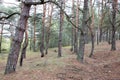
[0,41,120,80]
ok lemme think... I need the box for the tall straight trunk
[77,0,88,62]
[71,0,75,52]
[40,4,46,57]
[74,30,78,53]
[30,26,32,50]
[75,0,79,54]
[5,3,31,74]
[45,3,53,54]
[0,20,4,53]
[58,0,64,57]
[111,0,117,51]
[99,0,104,43]
[96,0,101,45]
[45,4,50,55]
[33,5,36,52]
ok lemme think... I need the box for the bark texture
[111,0,117,51]
[89,0,95,57]
[19,30,28,66]
[4,3,31,74]
[77,0,88,62]
[58,0,64,57]
[0,20,4,53]
[40,4,46,57]
[33,5,36,52]
[71,0,75,52]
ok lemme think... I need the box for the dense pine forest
[0,0,120,80]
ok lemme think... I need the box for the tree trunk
[74,30,78,53]
[4,3,31,74]
[96,30,99,45]
[99,0,104,43]
[0,20,4,53]
[45,3,53,55]
[111,27,116,50]
[99,28,102,42]
[33,5,36,52]
[106,29,108,42]
[111,0,117,51]
[96,0,101,45]
[75,0,79,54]
[58,0,64,57]
[77,0,88,62]
[78,33,85,62]
[108,30,111,44]
[19,29,28,66]
[71,28,74,52]
[89,32,94,57]
[89,0,95,57]
[29,27,32,50]
[40,4,46,57]
[71,0,74,51]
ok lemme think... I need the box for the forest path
[0,41,120,80]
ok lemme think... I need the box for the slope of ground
[0,41,120,80]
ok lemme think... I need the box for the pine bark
[19,29,28,66]
[75,0,79,54]
[96,1,101,45]
[111,0,117,51]
[0,20,4,53]
[89,0,95,57]
[77,0,88,62]
[4,3,31,74]
[33,5,36,52]
[71,0,75,52]
[40,4,46,57]
[58,0,64,57]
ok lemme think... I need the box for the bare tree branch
[22,0,84,33]
[0,12,20,20]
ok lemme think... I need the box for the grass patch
[15,48,72,73]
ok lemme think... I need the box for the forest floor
[0,41,120,80]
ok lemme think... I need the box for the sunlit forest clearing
[0,41,120,80]
[0,0,120,80]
